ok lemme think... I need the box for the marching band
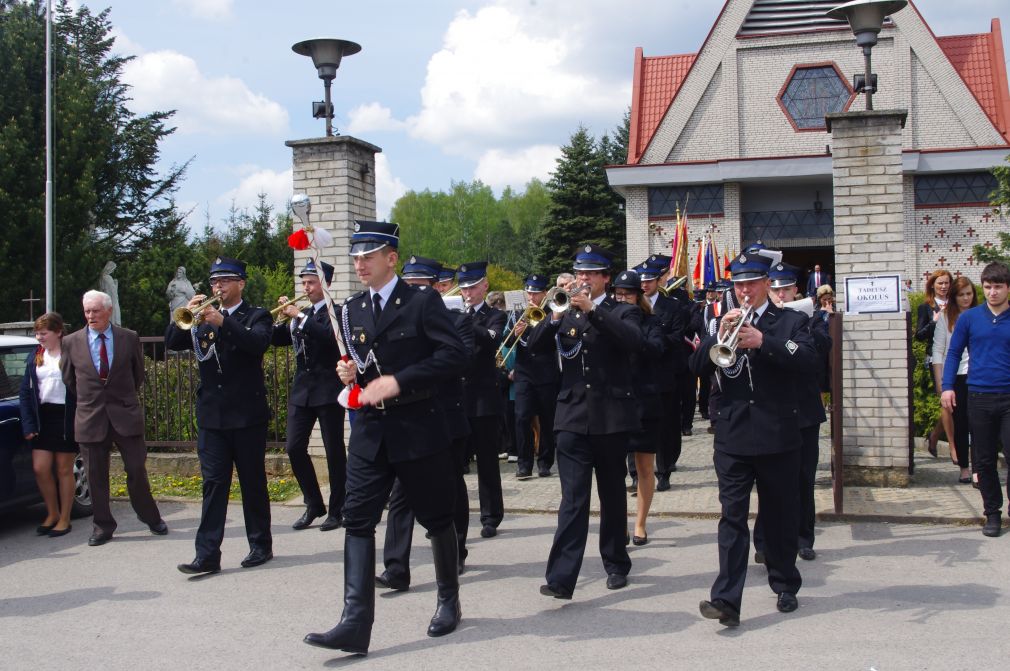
[169,215,831,653]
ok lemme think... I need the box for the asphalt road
[1,501,1005,670]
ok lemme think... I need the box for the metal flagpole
[45,0,54,312]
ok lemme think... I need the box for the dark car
[0,335,92,517]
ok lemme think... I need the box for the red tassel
[287,229,311,250]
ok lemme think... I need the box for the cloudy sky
[100,0,1009,227]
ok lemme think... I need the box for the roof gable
[628,51,697,164]
[937,22,1010,141]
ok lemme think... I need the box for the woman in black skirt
[19,312,78,537]
[612,271,668,545]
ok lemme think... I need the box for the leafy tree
[537,126,626,279]
[974,155,1010,266]
[0,0,187,323]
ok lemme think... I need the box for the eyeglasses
[210,278,239,286]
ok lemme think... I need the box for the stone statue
[166,266,196,319]
[97,260,122,326]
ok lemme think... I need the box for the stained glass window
[779,65,852,130]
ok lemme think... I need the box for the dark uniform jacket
[513,310,561,387]
[650,293,687,392]
[630,312,670,421]
[690,302,816,456]
[271,303,342,408]
[798,310,831,428]
[530,296,642,435]
[461,302,507,418]
[165,301,272,431]
[342,278,466,463]
[440,300,475,440]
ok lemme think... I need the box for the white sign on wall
[844,275,903,314]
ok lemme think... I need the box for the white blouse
[931,311,969,376]
[36,349,67,404]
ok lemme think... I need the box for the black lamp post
[827,0,908,110]
[292,38,362,136]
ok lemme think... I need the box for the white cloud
[217,167,293,214]
[346,102,407,135]
[375,154,407,222]
[170,0,234,21]
[406,3,633,157]
[122,50,288,135]
[474,145,559,191]
[109,27,145,58]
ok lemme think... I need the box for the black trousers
[697,374,711,419]
[467,415,504,527]
[343,444,455,539]
[195,423,272,562]
[967,391,1010,516]
[952,375,971,469]
[285,402,346,515]
[382,436,470,581]
[655,391,681,475]
[679,372,696,431]
[545,431,631,594]
[712,448,801,612]
[754,425,821,551]
[514,380,558,473]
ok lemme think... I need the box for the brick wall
[905,201,1008,287]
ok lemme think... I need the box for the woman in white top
[931,278,977,484]
[18,313,78,536]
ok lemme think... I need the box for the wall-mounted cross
[936,228,946,238]
[937,256,947,267]
[952,242,962,252]
[954,270,963,279]
[967,255,975,265]
[966,227,976,237]
[982,212,992,223]
[984,241,994,249]
[951,213,962,224]
[922,243,932,253]
[921,214,933,226]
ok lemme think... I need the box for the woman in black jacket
[612,271,669,546]
[914,269,952,456]
[18,313,77,536]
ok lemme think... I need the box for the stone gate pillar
[826,110,911,486]
[285,135,381,467]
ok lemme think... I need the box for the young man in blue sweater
[941,262,1010,537]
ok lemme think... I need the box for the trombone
[709,297,754,368]
[658,276,688,297]
[494,288,570,368]
[173,293,222,330]
[271,293,310,323]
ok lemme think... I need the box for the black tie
[373,293,383,321]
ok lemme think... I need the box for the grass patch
[110,473,302,502]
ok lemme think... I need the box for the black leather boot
[304,534,375,654]
[427,524,462,637]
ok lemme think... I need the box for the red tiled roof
[628,49,696,164]
[937,20,1010,142]
[628,19,1010,165]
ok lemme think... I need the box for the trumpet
[709,297,754,368]
[546,286,572,314]
[271,293,310,323]
[493,288,570,369]
[173,293,222,330]
[658,276,688,297]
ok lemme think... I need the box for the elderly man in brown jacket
[61,290,165,546]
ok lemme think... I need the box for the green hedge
[909,291,941,439]
[142,346,295,448]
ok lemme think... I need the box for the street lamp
[291,38,362,136]
[827,0,907,110]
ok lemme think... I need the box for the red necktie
[98,333,109,381]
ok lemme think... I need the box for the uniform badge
[569,328,577,337]
[584,245,592,253]
[200,340,209,349]
[460,265,468,272]
[395,298,401,305]
[620,273,628,280]
[785,340,799,355]
[776,264,784,271]
[354,222,361,232]
[361,301,367,308]
[739,254,747,263]
[409,256,416,264]
[359,332,366,344]
[208,332,215,341]
[215,257,222,264]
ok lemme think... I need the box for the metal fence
[139,337,295,451]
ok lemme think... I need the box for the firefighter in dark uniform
[167,257,274,574]
[697,281,722,426]
[690,251,816,626]
[635,256,687,491]
[375,255,475,592]
[457,261,507,538]
[753,261,831,563]
[304,223,466,654]
[512,273,561,479]
[529,244,642,599]
[271,259,346,531]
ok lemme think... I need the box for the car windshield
[0,346,36,400]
